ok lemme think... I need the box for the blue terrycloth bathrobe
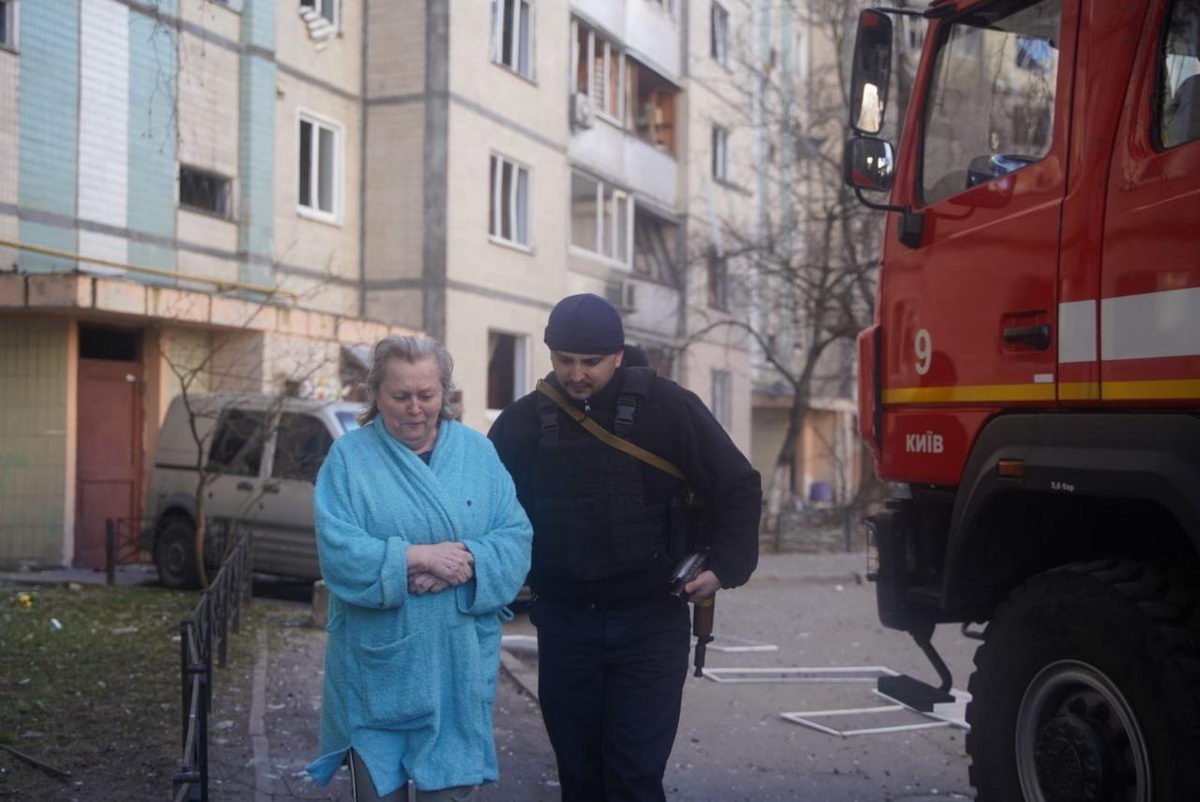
[306,418,532,795]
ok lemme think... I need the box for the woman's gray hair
[357,335,457,425]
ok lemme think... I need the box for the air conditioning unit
[571,92,594,130]
[604,280,637,312]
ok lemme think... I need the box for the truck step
[878,674,955,712]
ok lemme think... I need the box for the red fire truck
[844,0,1200,799]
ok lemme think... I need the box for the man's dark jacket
[488,368,761,603]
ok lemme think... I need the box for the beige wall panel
[276,273,359,318]
[448,0,569,146]
[0,317,71,568]
[177,211,239,255]
[444,105,567,305]
[179,0,241,43]
[363,103,425,284]
[177,30,240,178]
[277,0,363,98]
[366,0,424,98]
[262,332,341,395]
[274,76,363,283]
[365,289,424,333]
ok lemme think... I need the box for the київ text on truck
[843,0,1200,799]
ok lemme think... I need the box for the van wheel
[155,517,201,590]
[966,560,1200,802]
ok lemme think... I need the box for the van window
[1159,0,1200,149]
[336,411,360,432]
[207,409,268,477]
[273,413,334,484]
[920,0,1061,205]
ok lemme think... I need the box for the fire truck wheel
[965,559,1200,802]
[154,516,202,590]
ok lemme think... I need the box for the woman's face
[376,356,444,453]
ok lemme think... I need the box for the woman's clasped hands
[407,542,475,595]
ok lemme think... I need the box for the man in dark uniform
[488,293,761,802]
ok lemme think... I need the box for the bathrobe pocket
[356,634,435,730]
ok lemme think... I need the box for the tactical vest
[529,367,671,585]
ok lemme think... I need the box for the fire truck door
[883,0,1078,420]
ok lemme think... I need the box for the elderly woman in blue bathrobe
[306,335,532,802]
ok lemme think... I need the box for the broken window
[575,21,624,122]
[571,171,631,263]
[300,0,337,26]
[707,247,729,309]
[492,0,534,78]
[489,154,530,246]
[487,332,526,411]
[179,166,232,217]
[712,125,729,181]
[711,2,731,66]
[633,205,679,285]
[629,59,678,153]
[298,114,340,219]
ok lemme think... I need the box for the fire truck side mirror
[849,9,893,135]
[843,135,895,194]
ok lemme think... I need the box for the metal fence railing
[172,528,253,802]
[104,517,154,584]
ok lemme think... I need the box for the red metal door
[75,359,142,569]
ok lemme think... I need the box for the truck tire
[966,560,1200,802]
[154,516,201,590]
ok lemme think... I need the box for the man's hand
[408,571,450,595]
[408,542,475,586]
[684,569,721,602]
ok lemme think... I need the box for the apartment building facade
[0,0,759,569]
[0,0,405,569]
[361,0,756,440]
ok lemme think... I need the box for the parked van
[142,393,363,588]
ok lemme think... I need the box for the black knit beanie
[543,293,625,354]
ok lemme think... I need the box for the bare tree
[688,0,893,542]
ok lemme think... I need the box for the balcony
[568,122,677,208]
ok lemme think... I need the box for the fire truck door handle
[1002,324,1051,350]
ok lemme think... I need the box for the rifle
[669,551,716,677]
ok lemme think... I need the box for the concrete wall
[0,29,18,270]
[0,318,72,568]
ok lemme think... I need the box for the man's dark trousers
[531,596,691,802]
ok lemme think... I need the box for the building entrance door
[74,326,142,569]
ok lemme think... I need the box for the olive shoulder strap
[535,379,687,484]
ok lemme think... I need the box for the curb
[500,649,539,703]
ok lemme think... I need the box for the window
[179,166,232,217]
[298,114,341,220]
[630,59,678,153]
[487,332,526,411]
[207,409,268,477]
[711,3,730,67]
[492,0,533,79]
[712,126,729,181]
[489,155,530,246]
[0,0,15,49]
[300,0,337,26]
[707,247,729,310]
[575,21,625,123]
[633,205,679,285]
[1159,0,1200,149]
[272,414,333,485]
[570,171,631,263]
[711,370,731,430]
[921,0,1060,205]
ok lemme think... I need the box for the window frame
[269,412,334,485]
[569,170,634,266]
[206,409,269,478]
[299,0,338,28]
[711,2,731,67]
[1155,0,1200,151]
[712,125,729,182]
[574,20,626,126]
[178,164,234,219]
[711,369,732,430]
[492,0,535,80]
[0,0,18,51]
[707,247,729,310]
[485,330,528,416]
[296,110,344,224]
[489,153,533,249]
